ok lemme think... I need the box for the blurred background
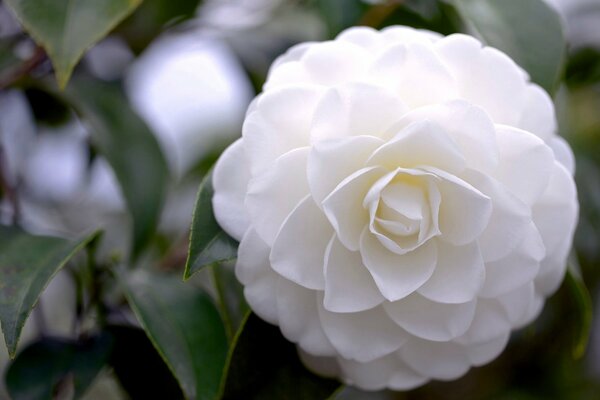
[0,0,599,399]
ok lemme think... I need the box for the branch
[0,45,47,90]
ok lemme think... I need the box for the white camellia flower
[212,26,579,390]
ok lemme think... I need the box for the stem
[211,265,234,342]
[0,45,46,91]
[0,144,21,225]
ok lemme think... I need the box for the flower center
[365,170,441,254]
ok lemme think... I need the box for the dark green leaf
[220,313,341,400]
[185,173,238,280]
[453,0,566,94]
[107,325,184,400]
[0,226,97,357]
[5,333,112,400]
[316,0,368,38]
[68,79,169,260]
[118,269,228,400]
[565,267,592,359]
[116,0,202,53]
[4,0,142,89]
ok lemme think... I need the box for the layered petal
[276,280,336,356]
[236,229,279,324]
[319,305,409,362]
[418,241,485,304]
[360,229,437,302]
[399,339,471,381]
[270,196,333,290]
[308,135,384,205]
[245,147,310,245]
[383,293,476,341]
[323,237,385,313]
[310,83,407,141]
[212,139,252,240]
[243,86,322,175]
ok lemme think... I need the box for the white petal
[533,162,578,295]
[270,42,314,70]
[212,139,251,241]
[245,147,310,245]
[336,26,383,53]
[430,168,492,246]
[465,333,510,366]
[533,162,578,258]
[399,339,471,381]
[381,26,442,45]
[236,229,279,324]
[436,34,528,126]
[494,125,555,206]
[383,293,477,342]
[360,229,437,302]
[370,42,458,107]
[518,85,557,142]
[318,305,408,362]
[338,355,396,391]
[338,354,427,391]
[323,237,385,313]
[367,120,466,174]
[243,86,322,175]
[457,299,511,345]
[549,136,575,175]
[308,135,384,205]
[480,223,545,298]
[270,196,332,290]
[264,61,311,89]
[465,171,532,262]
[388,100,499,173]
[298,350,340,378]
[418,241,485,304]
[276,280,336,356]
[300,41,371,85]
[496,282,543,328]
[322,166,387,251]
[310,82,407,142]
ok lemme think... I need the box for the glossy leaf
[118,269,228,400]
[4,0,142,88]
[0,226,97,358]
[68,80,169,260]
[5,334,112,400]
[220,313,341,400]
[454,0,566,94]
[185,173,238,280]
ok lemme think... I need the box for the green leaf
[317,0,368,38]
[68,79,170,260]
[184,173,238,280]
[453,0,566,94]
[0,226,97,358]
[116,0,202,52]
[220,313,341,400]
[5,333,113,400]
[3,0,142,89]
[565,267,592,359]
[118,269,228,400]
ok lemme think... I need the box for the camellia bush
[0,0,599,399]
